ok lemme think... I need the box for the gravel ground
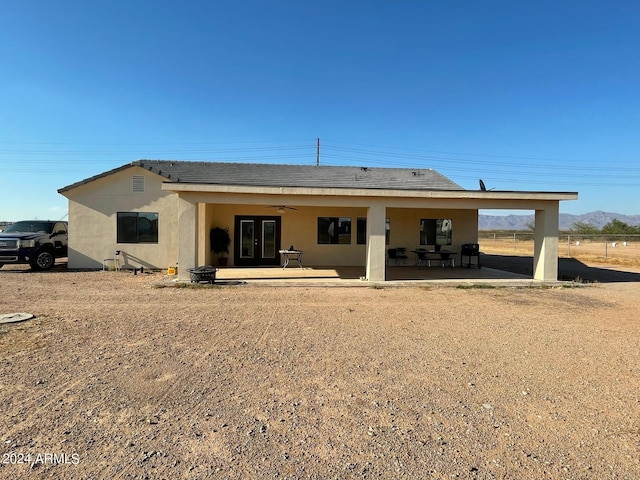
[1,266,639,479]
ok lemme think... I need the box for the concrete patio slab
[206,265,541,287]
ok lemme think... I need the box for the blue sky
[1,0,639,222]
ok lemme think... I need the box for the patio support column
[533,204,559,281]
[366,203,387,282]
[177,196,198,281]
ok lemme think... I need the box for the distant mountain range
[479,211,640,231]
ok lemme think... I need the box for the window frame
[117,212,159,244]
[419,218,452,246]
[317,217,352,245]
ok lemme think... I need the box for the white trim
[162,182,577,202]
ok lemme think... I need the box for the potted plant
[210,227,231,266]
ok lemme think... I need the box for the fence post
[513,232,516,251]
[567,234,571,257]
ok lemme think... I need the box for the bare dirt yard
[1,266,639,479]
[479,238,640,273]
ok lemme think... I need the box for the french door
[234,216,281,266]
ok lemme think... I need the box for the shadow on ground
[482,253,640,283]
[4,257,639,284]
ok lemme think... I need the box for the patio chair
[395,247,409,265]
[388,247,409,266]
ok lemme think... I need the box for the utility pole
[316,138,320,166]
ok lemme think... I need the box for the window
[420,219,452,246]
[317,217,351,244]
[117,212,158,243]
[386,218,390,245]
[356,218,390,245]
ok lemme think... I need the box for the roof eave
[162,182,578,201]
[58,162,174,194]
[57,163,136,194]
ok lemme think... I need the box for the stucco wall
[62,167,179,270]
[204,203,478,267]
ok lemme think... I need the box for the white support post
[366,204,387,282]
[533,205,559,281]
[177,196,198,281]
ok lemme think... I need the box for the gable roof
[59,160,464,193]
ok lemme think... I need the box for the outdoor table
[279,250,304,269]
[412,249,456,267]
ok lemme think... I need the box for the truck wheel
[31,251,55,270]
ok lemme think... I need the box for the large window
[317,217,351,244]
[117,212,159,243]
[356,218,390,245]
[420,219,452,246]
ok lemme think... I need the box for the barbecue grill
[461,243,481,268]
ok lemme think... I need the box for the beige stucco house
[58,160,577,282]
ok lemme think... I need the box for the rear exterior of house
[59,164,181,271]
[58,160,577,282]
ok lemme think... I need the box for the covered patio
[203,263,537,287]
[176,191,576,283]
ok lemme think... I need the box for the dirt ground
[1,266,639,479]
[480,254,640,284]
[479,238,640,271]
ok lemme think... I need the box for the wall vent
[132,175,145,193]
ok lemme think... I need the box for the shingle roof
[139,160,464,191]
[59,160,464,193]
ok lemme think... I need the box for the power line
[323,139,638,167]
[1,138,637,172]
[2,138,639,187]
[322,145,640,173]
[320,154,639,180]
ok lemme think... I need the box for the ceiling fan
[267,205,298,213]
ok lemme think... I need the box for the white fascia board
[162,182,578,202]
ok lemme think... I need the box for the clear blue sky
[2,0,639,222]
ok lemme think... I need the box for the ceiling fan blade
[267,205,297,210]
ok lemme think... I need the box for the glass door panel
[262,220,276,258]
[234,215,281,266]
[240,220,254,258]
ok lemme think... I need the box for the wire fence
[479,232,640,263]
